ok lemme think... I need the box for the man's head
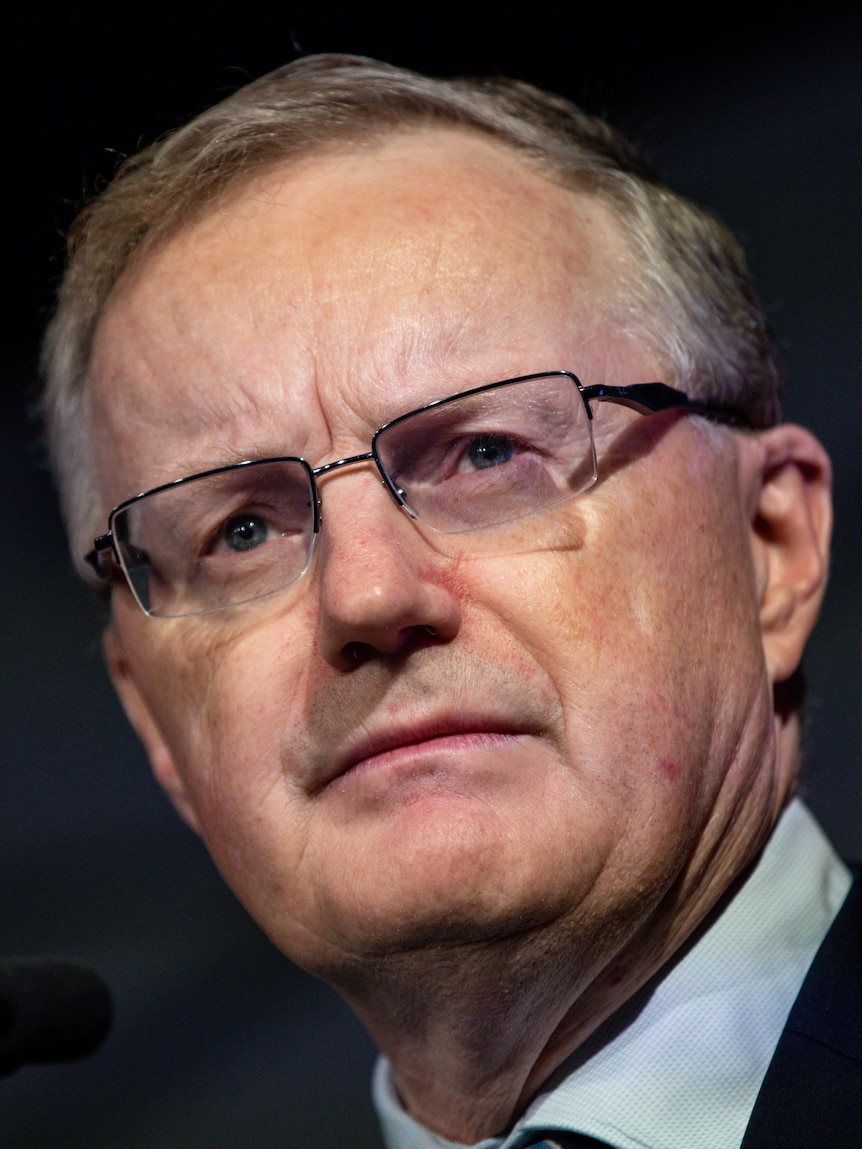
[40,54,831,1130]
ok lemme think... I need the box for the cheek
[124,604,316,859]
[469,456,761,811]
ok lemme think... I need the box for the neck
[344,924,612,1141]
[339,878,729,1143]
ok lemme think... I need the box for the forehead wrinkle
[309,233,601,443]
[96,280,333,470]
[312,299,536,454]
[278,134,608,334]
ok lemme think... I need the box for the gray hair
[40,53,783,578]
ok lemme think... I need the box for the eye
[464,434,517,470]
[222,513,270,552]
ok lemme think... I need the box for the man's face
[86,130,779,983]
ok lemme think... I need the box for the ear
[747,424,832,686]
[102,625,202,834]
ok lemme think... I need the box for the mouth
[319,714,533,792]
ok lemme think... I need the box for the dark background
[2,5,860,1146]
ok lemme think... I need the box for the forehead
[86,129,637,496]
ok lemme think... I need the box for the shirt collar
[374,799,851,1149]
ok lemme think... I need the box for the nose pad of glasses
[376,471,419,519]
[394,486,419,518]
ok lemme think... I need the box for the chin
[303,842,581,967]
[302,899,563,978]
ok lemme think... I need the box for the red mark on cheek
[659,757,678,780]
[605,962,627,987]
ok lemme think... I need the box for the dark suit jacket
[741,868,862,1148]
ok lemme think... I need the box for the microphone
[0,957,113,1077]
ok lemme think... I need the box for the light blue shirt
[374,799,851,1149]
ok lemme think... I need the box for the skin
[84,130,832,1141]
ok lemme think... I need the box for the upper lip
[316,711,532,791]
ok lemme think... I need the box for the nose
[314,468,462,670]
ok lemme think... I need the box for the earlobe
[102,626,202,834]
[749,425,832,686]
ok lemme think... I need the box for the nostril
[339,625,444,670]
[344,641,370,667]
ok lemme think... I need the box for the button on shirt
[374,799,851,1149]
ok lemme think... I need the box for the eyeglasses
[87,370,739,618]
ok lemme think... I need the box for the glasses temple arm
[581,382,745,425]
[85,532,114,579]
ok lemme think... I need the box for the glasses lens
[111,459,316,617]
[375,373,597,533]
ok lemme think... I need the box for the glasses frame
[86,370,742,615]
